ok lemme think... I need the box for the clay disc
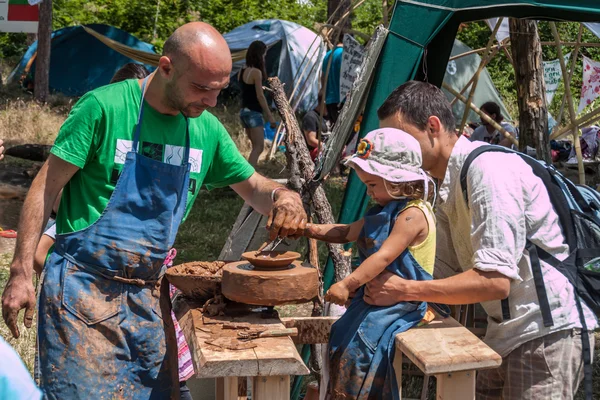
[221,261,319,306]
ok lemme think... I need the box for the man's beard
[164,81,205,118]
[164,80,186,114]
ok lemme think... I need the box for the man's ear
[157,56,174,78]
[427,116,443,137]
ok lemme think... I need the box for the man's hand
[2,272,36,338]
[266,190,307,240]
[363,271,407,306]
[325,281,350,306]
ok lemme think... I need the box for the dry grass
[0,84,74,147]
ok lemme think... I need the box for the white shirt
[469,121,517,144]
[435,136,598,357]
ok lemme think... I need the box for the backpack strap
[526,241,554,327]
[500,298,511,321]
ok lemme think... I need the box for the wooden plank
[395,316,501,375]
[179,307,310,378]
[216,377,239,400]
[435,370,476,400]
[253,375,290,400]
[280,316,338,344]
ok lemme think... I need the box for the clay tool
[237,327,298,341]
[255,237,285,255]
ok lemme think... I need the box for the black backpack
[460,145,600,399]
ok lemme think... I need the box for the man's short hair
[480,101,504,123]
[377,81,456,133]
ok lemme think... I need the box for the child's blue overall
[328,200,433,400]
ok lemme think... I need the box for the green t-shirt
[51,79,254,234]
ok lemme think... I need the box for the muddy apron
[327,200,431,400]
[37,77,190,400]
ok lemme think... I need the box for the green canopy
[325,0,600,288]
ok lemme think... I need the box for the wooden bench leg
[238,377,248,399]
[216,377,239,400]
[253,376,290,400]
[435,370,476,400]
[393,351,403,399]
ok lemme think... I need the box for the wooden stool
[395,315,501,400]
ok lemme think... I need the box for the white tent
[223,19,325,112]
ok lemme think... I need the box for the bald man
[1,22,306,399]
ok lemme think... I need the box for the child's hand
[325,281,350,306]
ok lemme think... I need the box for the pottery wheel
[221,261,319,306]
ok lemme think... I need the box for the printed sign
[339,34,365,101]
[0,0,38,33]
[543,53,570,105]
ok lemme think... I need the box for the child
[302,128,441,400]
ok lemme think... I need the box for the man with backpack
[367,80,598,399]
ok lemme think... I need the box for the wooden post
[34,0,52,103]
[269,77,351,282]
[552,24,584,135]
[443,83,517,146]
[436,371,476,400]
[458,18,504,134]
[550,22,585,185]
[253,376,290,400]
[382,0,389,26]
[509,19,550,162]
[216,377,239,400]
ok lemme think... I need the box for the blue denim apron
[328,200,432,400]
[37,77,190,399]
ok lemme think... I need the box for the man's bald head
[155,22,232,118]
[162,22,232,73]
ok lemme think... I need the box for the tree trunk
[327,0,352,33]
[509,19,550,162]
[268,77,351,284]
[34,0,52,103]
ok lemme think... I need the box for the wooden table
[178,305,309,400]
[395,315,502,399]
[178,301,500,400]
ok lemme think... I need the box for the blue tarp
[8,24,157,97]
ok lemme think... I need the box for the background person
[238,40,276,167]
[321,37,344,125]
[469,101,517,148]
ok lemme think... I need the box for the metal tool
[237,327,298,341]
[255,236,285,254]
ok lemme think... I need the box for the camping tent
[223,19,325,112]
[7,24,156,97]
[444,39,512,123]
[328,0,600,288]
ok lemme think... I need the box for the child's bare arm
[303,219,364,244]
[339,207,428,293]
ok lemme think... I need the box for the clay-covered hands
[266,189,307,240]
[2,272,36,338]
[325,281,351,306]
